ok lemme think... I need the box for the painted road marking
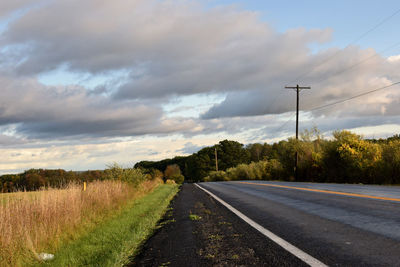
[195,183,328,267]
[238,181,400,202]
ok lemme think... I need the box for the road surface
[132,184,307,266]
[198,181,400,266]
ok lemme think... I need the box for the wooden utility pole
[215,147,219,172]
[284,84,311,180]
[215,147,218,171]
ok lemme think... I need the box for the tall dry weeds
[0,179,161,266]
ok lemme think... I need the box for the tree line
[0,161,186,192]
[0,163,168,192]
[2,129,400,192]
[135,129,400,185]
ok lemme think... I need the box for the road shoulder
[130,183,305,266]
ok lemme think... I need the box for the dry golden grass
[0,179,162,266]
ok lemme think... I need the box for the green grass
[37,184,179,267]
[189,214,202,221]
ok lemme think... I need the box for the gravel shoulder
[129,183,305,267]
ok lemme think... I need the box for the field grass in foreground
[0,179,165,266]
[39,184,179,267]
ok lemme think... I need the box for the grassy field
[0,179,176,266]
[42,184,179,266]
[0,190,43,205]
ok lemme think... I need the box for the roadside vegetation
[44,184,179,267]
[0,164,180,266]
[136,129,400,185]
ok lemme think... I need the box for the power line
[285,7,400,86]
[284,85,311,140]
[351,8,400,45]
[300,40,400,108]
[274,7,400,135]
[275,82,400,135]
[310,40,400,87]
[274,112,296,133]
[308,81,400,112]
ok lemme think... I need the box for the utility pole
[284,84,311,180]
[215,147,219,172]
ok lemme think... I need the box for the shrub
[149,169,164,180]
[225,162,266,181]
[204,171,228,182]
[164,164,185,184]
[104,163,147,186]
[267,159,284,180]
[379,140,400,184]
[323,131,382,183]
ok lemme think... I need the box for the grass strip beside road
[40,184,179,267]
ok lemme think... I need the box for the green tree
[380,140,400,184]
[216,140,250,170]
[297,128,325,182]
[247,143,264,162]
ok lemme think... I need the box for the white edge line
[195,183,328,267]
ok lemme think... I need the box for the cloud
[0,135,221,174]
[177,142,205,154]
[0,0,37,17]
[0,0,335,140]
[2,0,331,98]
[3,0,399,123]
[251,113,400,141]
[203,47,400,119]
[387,54,400,62]
[0,74,197,139]
[0,134,27,146]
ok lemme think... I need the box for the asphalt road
[199,181,400,266]
[132,184,306,266]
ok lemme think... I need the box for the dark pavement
[131,183,306,266]
[199,181,400,266]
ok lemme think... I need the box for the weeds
[203,209,212,215]
[208,234,223,241]
[47,184,178,266]
[0,179,162,266]
[189,214,202,221]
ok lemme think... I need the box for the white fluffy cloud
[387,54,400,62]
[204,47,400,119]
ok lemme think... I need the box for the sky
[1,0,400,174]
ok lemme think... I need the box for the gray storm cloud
[1,0,331,97]
[0,0,400,141]
[0,0,37,17]
[0,134,27,146]
[0,74,196,139]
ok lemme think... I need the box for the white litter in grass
[38,253,54,261]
